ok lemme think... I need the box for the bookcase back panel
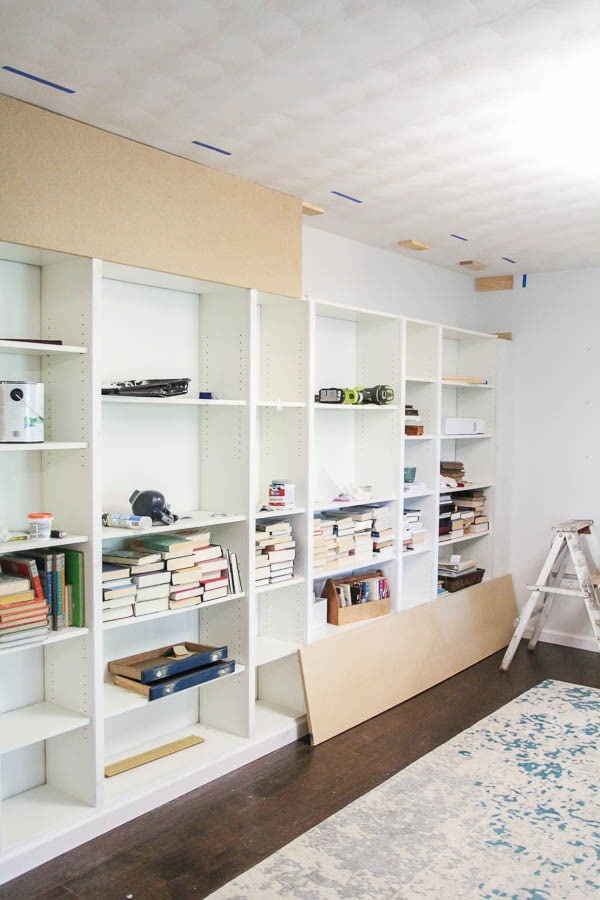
[256,654,305,718]
[401,553,436,607]
[405,321,439,380]
[257,298,308,403]
[0,650,44,712]
[442,335,496,383]
[1,745,45,801]
[0,258,40,337]
[405,381,438,435]
[257,407,308,509]
[257,582,306,645]
[198,406,250,513]
[101,404,201,515]
[0,455,43,533]
[314,316,357,387]
[104,692,202,759]
[101,280,202,389]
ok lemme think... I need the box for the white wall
[302,226,476,326]
[477,268,600,651]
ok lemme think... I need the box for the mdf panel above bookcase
[0,95,302,297]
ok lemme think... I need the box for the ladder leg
[528,545,569,650]
[500,533,566,671]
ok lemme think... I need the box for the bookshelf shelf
[439,529,491,548]
[0,701,91,754]
[0,442,88,452]
[102,593,246,630]
[256,636,301,666]
[256,576,305,594]
[101,511,246,542]
[2,785,92,851]
[102,396,246,407]
[0,535,88,555]
[0,340,88,356]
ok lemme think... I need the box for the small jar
[27,512,53,539]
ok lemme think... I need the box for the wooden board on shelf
[105,735,204,777]
[298,575,516,745]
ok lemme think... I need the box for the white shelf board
[314,403,399,412]
[101,510,246,541]
[313,550,396,580]
[0,701,90,753]
[257,400,306,408]
[444,482,493,494]
[104,664,246,719]
[403,490,434,500]
[256,507,306,519]
[0,534,87,554]
[0,442,87,452]
[103,721,251,804]
[103,593,245,630]
[256,577,305,595]
[405,375,436,383]
[403,544,432,558]
[253,700,306,734]
[404,434,435,441]
[2,784,92,850]
[0,340,88,356]
[438,529,491,548]
[0,627,90,656]
[441,379,493,389]
[314,496,396,514]
[102,396,246,407]
[255,636,301,667]
[440,433,495,440]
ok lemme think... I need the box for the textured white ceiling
[1,0,600,277]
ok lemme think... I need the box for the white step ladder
[500,519,600,671]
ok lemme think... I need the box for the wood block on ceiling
[475,275,514,292]
[459,260,487,270]
[302,201,325,216]
[398,239,430,251]
[298,574,517,745]
[494,332,513,341]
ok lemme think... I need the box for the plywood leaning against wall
[298,575,517,745]
[0,94,301,297]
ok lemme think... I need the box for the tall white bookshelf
[0,242,498,883]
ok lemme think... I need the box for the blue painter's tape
[2,65,75,93]
[192,141,231,156]
[450,233,468,241]
[331,190,363,204]
[502,257,516,264]
[522,274,527,288]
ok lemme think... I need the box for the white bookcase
[0,242,499,882]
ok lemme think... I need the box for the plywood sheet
[298,575,516,745]
[0,95,301,297]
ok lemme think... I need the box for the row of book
[439,489,489,542]
[0,549,84,648]
[437,557,483,593]
[102,531,242,623]
[313,505,394,574]
[255,520,296,587]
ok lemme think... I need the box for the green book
[64,549,85,627]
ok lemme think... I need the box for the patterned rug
[208,680,599,899]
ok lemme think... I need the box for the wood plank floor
[1,641,598,899]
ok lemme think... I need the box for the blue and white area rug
[208,680,599,899]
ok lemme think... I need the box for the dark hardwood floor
[1,641,597,899]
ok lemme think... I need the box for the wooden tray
[108,641,228,683]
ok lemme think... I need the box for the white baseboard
[524,626,599,653]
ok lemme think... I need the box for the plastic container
[27,512,53,539]
[102,513,153,530]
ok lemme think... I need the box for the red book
[0,555,46,604]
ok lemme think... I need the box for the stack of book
[2,550,84,630]
[348,509,375,564]
[102,562,137,622]
[367,505,394,554]
[454,490,489,535]
[255,520,295,585]
[441,460,466,483]
[312,516,337,575]
[405,404,423,435]
[0,571,49,648]
[403,508,427,551]
[439,493,454,542]
[437,557,481,593]
[322,511,355,568]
